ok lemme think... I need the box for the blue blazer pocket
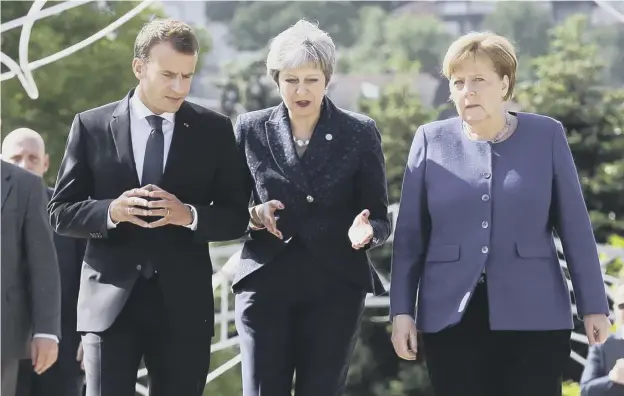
[515,242,552,258]
[426,244,461,263]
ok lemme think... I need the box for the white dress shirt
[106,93,197,230]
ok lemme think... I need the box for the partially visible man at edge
[580,279,624,396]
[2,128,86,396]
[1,142,60,395]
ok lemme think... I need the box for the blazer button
[481,194,490,202]
[136,265,142,271]
[483,172,491,179]
[481,246,489,254]
[482,221,489,228]
[306,195,314,203]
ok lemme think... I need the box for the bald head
[2,128,49,177]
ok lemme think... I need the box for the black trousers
[15,328,83,396]
[234,240,366,396]
[81,276,212,396]
[422,277,571,396]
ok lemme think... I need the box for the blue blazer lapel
[265,103,311,193]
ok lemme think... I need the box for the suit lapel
[1,162,13,212]
[110,90,140,187]
[265,103,310,193]
[300,97,335,181]
[161,102,193,184]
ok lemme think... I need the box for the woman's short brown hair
[442,32,518,101]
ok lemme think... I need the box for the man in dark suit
[2,128,86,396]
[1,160,61,396]
[48,18,249,396]
[580,280,624,395]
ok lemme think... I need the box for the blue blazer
[390,112,610,332]
[233,97,390,295]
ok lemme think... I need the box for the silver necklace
[463,113,512,143]
[293,136,310,147]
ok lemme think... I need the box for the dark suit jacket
[48,89,250,335]
[233,97,390,295]
[1,161,61,359]
[46,188,86,330]
[580,334,624,396]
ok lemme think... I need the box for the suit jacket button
[306,195,314,203]
[136,265,142,271]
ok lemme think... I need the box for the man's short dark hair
[134,18,199,61]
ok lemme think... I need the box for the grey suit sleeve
[580,343,624,396]
[24,174,61,338]
[48,114,113,239]
[390,125,430,319]
[551,121,609,317]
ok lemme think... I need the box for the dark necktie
[139,115,164,279]
[142,115,165,186]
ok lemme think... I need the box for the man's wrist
[184,204,198,230]
[107,203,119,229]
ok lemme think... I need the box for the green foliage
[0,1,210,186]
[344,314,434,396]
[482,1,552,80]
[592,22,624,85]
[562,380,581,396]
[219,58,282,115]
[515,15,624,242]
[358,80,444,203]
[339,7,451,76]
[228,1,361,51]
[604,234,624,277]
[204,1,251,22]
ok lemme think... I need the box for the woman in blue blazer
[232,20,391,396]
[389,32,611,396]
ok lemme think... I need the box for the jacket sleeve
[390,125,430,319]
[191,115,251,243]
[355,119,391,250]
[24,173,61,338]
[551,121,609,317]
[48,114,113,239]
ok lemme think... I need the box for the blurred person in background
[2,128,86,396]
[232,19,391,396]
[1,158,61,396]
[580,279,624,395]
[389,31,611,396]
[48,18,249,396]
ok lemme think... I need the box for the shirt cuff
[248,207,265,230]
[106,205,118,229]
[33,333,59,343]
[184,205,198,231]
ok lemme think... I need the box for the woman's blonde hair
[442,32,518,101]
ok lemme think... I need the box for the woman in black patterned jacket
[230,19,391,396]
